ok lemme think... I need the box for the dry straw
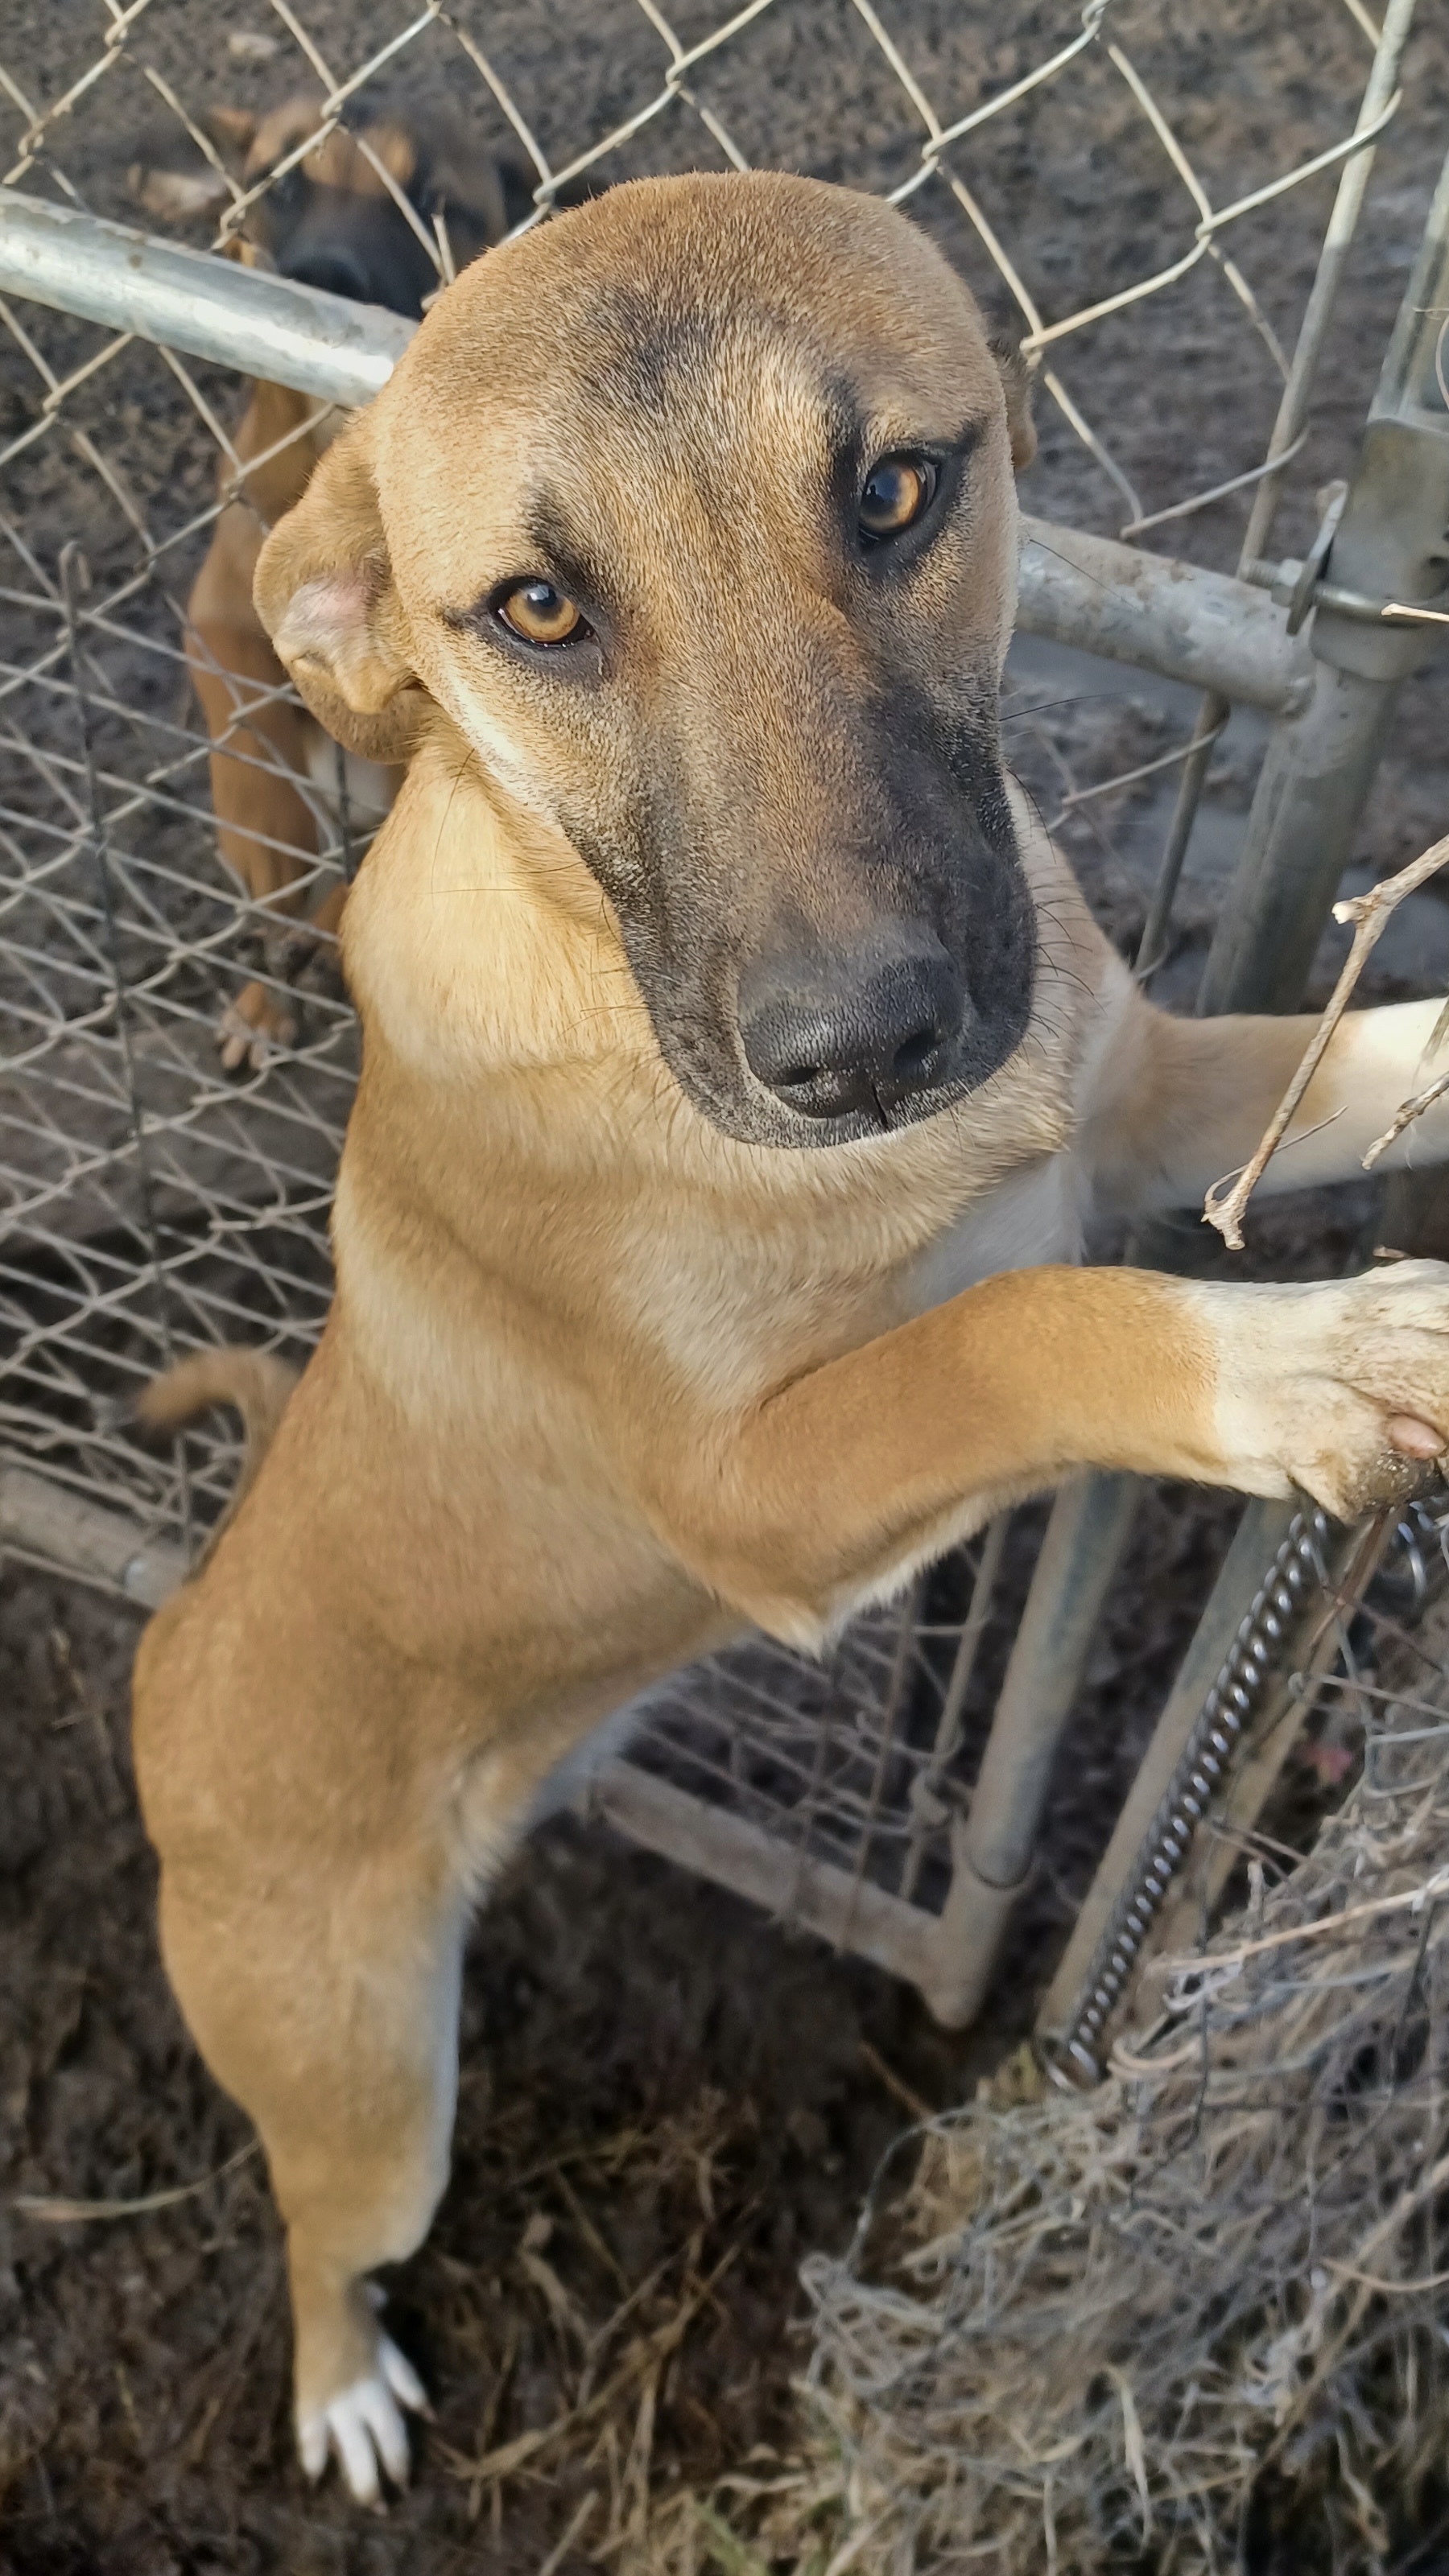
[673,1581,1449,2576]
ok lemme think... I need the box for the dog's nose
[279,245,374,304]
[738,930,965,1122]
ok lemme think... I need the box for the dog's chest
[902,1152,1084,1317]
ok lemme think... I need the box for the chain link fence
[1,0,1446,2043]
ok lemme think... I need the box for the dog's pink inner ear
[276,567,371,656]
[274,567,406,714]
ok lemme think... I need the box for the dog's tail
[134,1347,299,1538]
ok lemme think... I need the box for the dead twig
[439,2232,747,2497]
[1150,1862,1449,1977]
[1363,1046,1449,1170]
[1203,829,1449,1249]
[10,2137,258,2222]
[537,2487,600,2575]
[858,2038,935,2125]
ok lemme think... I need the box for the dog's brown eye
[858,455,937,545]
[497,579,585,646]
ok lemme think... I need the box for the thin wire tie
[1120,427,1311,542]
[431,8,553,185]
[638,0,782,86]
[1197,90,1402,241]
[886,2,1114,206]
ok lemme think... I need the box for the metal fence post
[922,1470,1141,2026]
[932,141,1449,2035]
[1136,0,1419,976]
[1034,168,1449,2061]
[1199,145,1449,1012]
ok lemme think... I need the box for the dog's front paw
[1205,1261,1449,1520]
[296,2328,429,2507]
[218,980,299,1073]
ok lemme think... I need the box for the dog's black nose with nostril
[738,929,967,1123]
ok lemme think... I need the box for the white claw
[333,2396,382,2508]
[380,2332,430,2419]
[295,2338,429,2504]
[298,2412,328,2482]
[361,2362,414,2487]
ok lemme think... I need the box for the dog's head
[134,89,526,315]
[256,172,1040,1148]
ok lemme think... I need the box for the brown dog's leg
[186,616,324,1068]
[155,1857,461,2500]
[186,619,319,906]
[186,379,349,1070]
[1084,990,1449,1214]
[659,1260,1449,1641]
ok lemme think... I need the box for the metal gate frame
[2,0,1447,2061]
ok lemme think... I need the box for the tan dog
[168,93,519,1065]
[131,171,1449,2501]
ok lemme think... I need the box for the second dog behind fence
[127,171,1449,2504]
[155,91,527,1067]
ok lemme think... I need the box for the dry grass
[427,2092,759,2566]
[657,1582,1449,2576]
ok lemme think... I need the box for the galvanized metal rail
[0,190,413,405]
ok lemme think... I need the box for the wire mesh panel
[607,1548,1001,1970]
[0,0,1435,2006]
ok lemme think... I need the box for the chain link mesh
[0,0,1420,1974]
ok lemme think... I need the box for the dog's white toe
[298,2409,329,2483]
[297,2334,427,2504]
[217,987,298,1074]
[379,2332,428,2417]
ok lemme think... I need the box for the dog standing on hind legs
[130,171,1449,2502]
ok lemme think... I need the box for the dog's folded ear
[254,415,428,766]
[989,336,1037,475]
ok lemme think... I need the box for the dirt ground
[0,1560,989,2575]
[2,0,1449,2569]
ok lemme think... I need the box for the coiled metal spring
[1054,1505,1331,2083]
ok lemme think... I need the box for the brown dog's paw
[296,2330,429,2507]
[218,980,299,1073]
[1204,1261,1449,1520]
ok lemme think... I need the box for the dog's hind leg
[155,1856,464,2503]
